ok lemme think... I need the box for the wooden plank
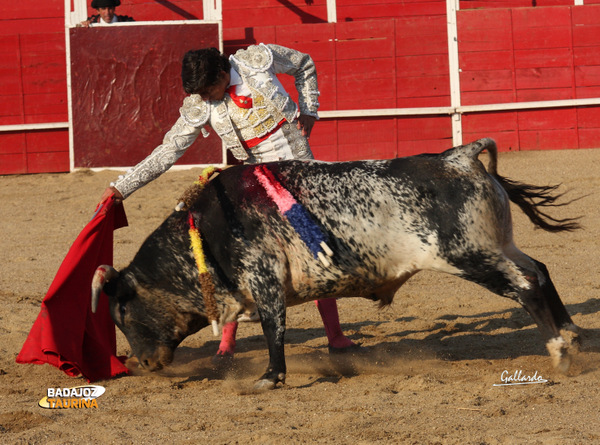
[0,35,19,53]
[0,132,26,154]
[395,15,448,56]
[310,119,338,161]
[397,116,451,141]
[337,2,446,20]
[571,4,600,26]
[462,111,518,133]
[0,19,63,36]
[512,28,572,52]
[578,128,600,149]
[460,0,530,9]
[339,141,397,161]
[311,60,336,110]
[395,96,451,108]
[460,69,515,93]
[337,118,396,146]
[0,153,27,175]
[460,50,514,71]
[0,116,25,126]
[4,0,62,20]
[461,90,516,106]
[26,151,70,174]
[311,145,339,162]
[19,32,64,54]
[575,66,600,88]
[574,46,600,67]
[512,6,572,29]
[572,21,600,48]
[21,52,67,95]
[337,58,395,81]
[515,67,573,90]
[577,106,600,128]
[0,36,22,98]
[517,108,577,130]
[536,0,576,6]
[122,1,205,21]
[24,92,68,119]
[223,2,328,28]
[25,129,69,153]
[396,75,450,99]
[335,19,395,60]
[275,23,336,61]
[457,9,512,52]
[516,88,574,102]
[396,54,449,77]
[336,78,396,109]
[514,48,574,69]
[0,74,23,95]
[518,129,578,150]
[224,26,277,54]
[576,86,600,99]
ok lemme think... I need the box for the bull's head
[91,265,206,371]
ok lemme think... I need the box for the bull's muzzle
[91,265,119,313]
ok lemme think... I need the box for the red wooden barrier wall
[2,0,600,174]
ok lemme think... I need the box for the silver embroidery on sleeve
[266,43,320,118]
[112,115,201,199]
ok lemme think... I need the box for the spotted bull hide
[92,138,580,389]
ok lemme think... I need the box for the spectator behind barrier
[79,0,135,27]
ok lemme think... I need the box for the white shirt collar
[229,67,243,87]
[96,15,119,26]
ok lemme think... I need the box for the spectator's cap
[91,0,121,8]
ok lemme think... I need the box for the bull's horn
[91,265,119,313]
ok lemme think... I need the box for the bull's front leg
[253,292,287,390]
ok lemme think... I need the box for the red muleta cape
[16,196,130,382]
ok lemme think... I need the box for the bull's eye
[119,304,127,321]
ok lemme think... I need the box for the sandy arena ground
[1,148,600,444]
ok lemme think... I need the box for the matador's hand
[297,114,316,138]
[99,186,123,206]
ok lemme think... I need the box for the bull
[92,138,580,389]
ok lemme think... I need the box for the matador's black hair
[181,47,231,95]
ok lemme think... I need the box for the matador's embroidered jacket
[112,43,320,199]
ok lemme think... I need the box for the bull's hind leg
[520,258,580,371]
[458,251,579,372]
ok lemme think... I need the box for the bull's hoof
[254,379,277,391]
[546,336,573,374]
[560,324,581,354]
[253,372,286,391]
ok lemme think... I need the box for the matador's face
[198,71,230,102]
[98,7,116,23]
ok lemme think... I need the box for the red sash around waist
[241,119,287,150]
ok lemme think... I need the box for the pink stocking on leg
[315,299,356,349]
[216,321,238,356]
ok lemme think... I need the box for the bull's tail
[470,138,581,233]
